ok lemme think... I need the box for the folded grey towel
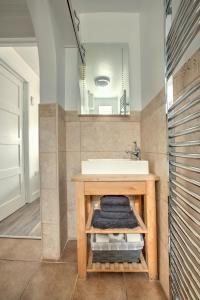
[101,205,132,213]
[99,211,133,219]
[92,210,138,229]
[100,195,130,206]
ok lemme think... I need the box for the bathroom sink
[81,159,149,175]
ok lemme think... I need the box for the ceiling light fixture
[94,76,110,87]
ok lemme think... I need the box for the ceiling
[71,0,141,13]
[0,0,31,16]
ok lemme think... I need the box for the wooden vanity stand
[72,174,159,280]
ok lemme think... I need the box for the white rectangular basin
[81,159,149,175]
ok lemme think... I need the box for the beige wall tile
[81,151,129,161]
[60,212,68,251]
[66,182,76,211]
[66,118,141,239]
[42,223,60,259]
[58,105,67,252]
[142,153,169,203]
[39,117,57,153]
[65,111,80,122]
[141,89,169,298]
[66,151,81,181]
[58,151,67,216]
[141,91,167,155]
[65,110,141,122]
[159,240,170,299]
[67,210,77,240]
[157,200,169,247]
[41,189,59,224]
[66,122,80,151]
[39,103,67,259]
[58,105,66,152]
[173,48,200,99]
[80,112,141,122]
[39,103,56,118]
[40,153,57,189]
[81,122,141,152]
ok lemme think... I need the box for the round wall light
[94,76,110,87]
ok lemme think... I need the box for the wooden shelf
[87,250,148,273]
[85,206,148,234]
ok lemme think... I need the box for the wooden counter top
[72,173,159,182]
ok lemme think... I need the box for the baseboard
[30,189,40,203]
[0,196,25,221]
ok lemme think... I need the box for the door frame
[0,38,38,206]
[0,38,41,239]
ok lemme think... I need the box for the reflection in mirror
[79,43,130,115]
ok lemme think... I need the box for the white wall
[27,0,57,104]
[27,0,77,109]
[140,0,165,108]
[94,97,118,114]
[14,47,39,76]
[65,47,80,111]
[80,13,142,111]
[0,47,40,202]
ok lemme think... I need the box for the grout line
[0,255,77,266]
[122,272,129,300]
[42,260,77,265]
[142,151,168,155]
[70,273,78,300]
[60,238,70,258]
[18,262,41,300]
[0,258,42,263]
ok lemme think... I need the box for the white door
[0,62,26,221]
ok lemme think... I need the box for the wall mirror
[79,43,130,115]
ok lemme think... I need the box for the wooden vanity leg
[76,182,87,279]
[145,180,158,280]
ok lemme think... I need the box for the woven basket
[92,250,141,263]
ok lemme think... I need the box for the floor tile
[20,262,77,300]
[0,238,42,261]
[73,273,127,300]
[124,273,167,300]
[0,260,39,300]
[60,240,77,263]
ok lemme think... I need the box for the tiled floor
[0,238,167,300]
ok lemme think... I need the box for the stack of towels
[92,195,138,229]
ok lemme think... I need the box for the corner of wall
[141,89,169,299]
[39,103,67,259]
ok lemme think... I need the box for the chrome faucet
[126,141,141,160]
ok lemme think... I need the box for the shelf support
[76,182,87,279]
[144,180,158,280]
